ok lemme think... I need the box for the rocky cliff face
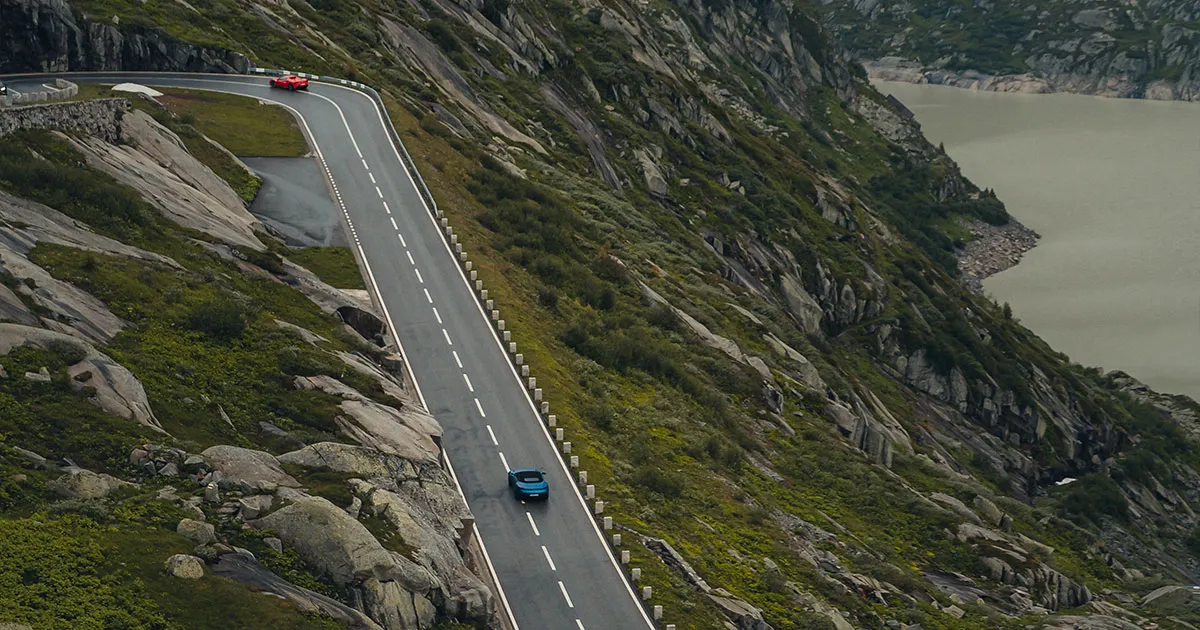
[820,0,1200,100]
[9,0,1200,628]
[0,0,247,73]
[0,100,490,628]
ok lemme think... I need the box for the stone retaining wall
[0,98,128,143]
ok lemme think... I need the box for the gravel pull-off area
[244,157,346,248]
[957,218,1040,294]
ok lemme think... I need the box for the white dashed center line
[486,423,497,445]
[361,158,368,170]
[406,251,415,265]
[368,172,376,184]
[390,216,398,230]
[498,451,510,472]
[375,186,383,198]
[442,329,453,346]
[432,307,442,324]
[476,398,487,418]
[383,201,390,214]
[526,512,540,536]
[576,621,586,630]
[558,581,574,608]
[463,374,474,392]
[423,288,432,303]
[415,268,424,284]
[398,233,407,247]
[452,351,463,369]
[542,546,557,571]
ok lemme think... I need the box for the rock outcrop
[253,496,439,629]
[47,466,129,499]
[0,0,248,74]
[201,445,299,493]
[0,323,163,432]
[826,2,1200,102]
[69,110,266,251]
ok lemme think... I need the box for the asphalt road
[244,157,347,248]
[31,73,654,630]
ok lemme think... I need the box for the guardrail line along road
[10,72,656,630]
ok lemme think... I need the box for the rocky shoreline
[863,56,1200,102]
[956,218,1040,294]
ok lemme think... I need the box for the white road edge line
[558,581,574,608]
[147,75,617,630]
[463,373,474,392]
[486,423,498,445]
[160,81,526,630]
[526,512,540,536]
[477,398,487,418]
[347,77,655,627]
[542,545,556,571]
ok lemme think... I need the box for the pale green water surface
[875,81,1200,399]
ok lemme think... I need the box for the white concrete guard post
[548,414,557,427]
[612,534,621,546]
[521,365,530,377]
[642,586,652,601]
[534,388,542,401]
[555,428,564,441]
[594,500,604,514]
[570,456,579,468]
[586,484,595,499]
[515,353,524,365]
[622,551,631,565]
[563,441,572,454]
[578,470,586,484]
[497,320,505,331]
[654,605,663,620]
[504,331,512,342]
[480,289,488,301]
[508,341,516,353]
[631,567,641,580]
[603,516,612,530]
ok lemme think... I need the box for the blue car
[508,468,549,500]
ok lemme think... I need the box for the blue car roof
[511,468,541,474]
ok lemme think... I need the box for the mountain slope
[5,0,1200,629]
[818,0,1200,100]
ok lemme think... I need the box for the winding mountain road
[12,72,653,630]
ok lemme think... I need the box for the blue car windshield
[514,470,544,483]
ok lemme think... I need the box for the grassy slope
[155,89,308,157]
[33,0,1200,627]
[286,247,367,290]
[0,127,381,627]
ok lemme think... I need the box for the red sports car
[269,75,309,91]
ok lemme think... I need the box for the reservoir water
[875,82,1200,400]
